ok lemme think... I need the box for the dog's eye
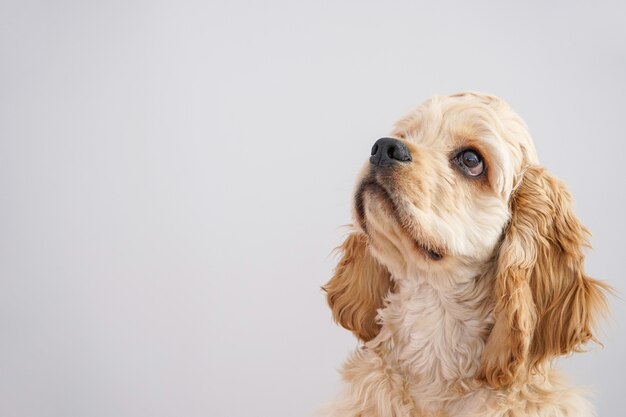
[454,149,485,177]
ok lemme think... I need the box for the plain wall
[1,1,624,416]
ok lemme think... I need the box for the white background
[1,1,625,416]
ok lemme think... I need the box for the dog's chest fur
[325,276,595,417]
[376,277,492,407]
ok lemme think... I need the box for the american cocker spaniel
[321,92,609,417]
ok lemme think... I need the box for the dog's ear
[480,166,608,388]
[322,231,393,342]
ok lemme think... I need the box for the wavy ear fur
[481,166,608,388]
[323,232,393,342]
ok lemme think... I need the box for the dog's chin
[355,180,444,262]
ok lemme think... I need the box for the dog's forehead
[395,95,531,146]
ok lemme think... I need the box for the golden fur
[321,93,608,417]
[325,233,393,341]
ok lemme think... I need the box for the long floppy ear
[322,231,393,342]
[481,166,608,388]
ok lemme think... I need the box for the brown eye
[455,149,485,177]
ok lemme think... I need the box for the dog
[321,92,608,417]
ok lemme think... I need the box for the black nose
[370,138,412,166]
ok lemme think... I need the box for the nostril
[371,143,379,156]
[386,146,395,159]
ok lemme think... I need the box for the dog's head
[323,92,608,387]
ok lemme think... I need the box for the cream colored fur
[321,93,608,417]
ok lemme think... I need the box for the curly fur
[320,92,608,417]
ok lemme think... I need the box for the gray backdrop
[1,1,624,416]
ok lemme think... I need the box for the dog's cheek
[439,192,509,259]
